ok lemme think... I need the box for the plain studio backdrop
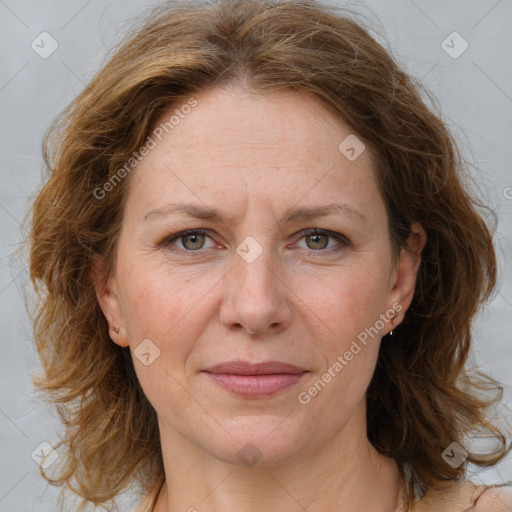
[0,1,511,510]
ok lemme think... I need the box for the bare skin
[94,86,427,511]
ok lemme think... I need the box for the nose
[219,245,292,336]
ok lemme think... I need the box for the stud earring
[113,326,120,334]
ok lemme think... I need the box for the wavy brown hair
[26,0,510,510]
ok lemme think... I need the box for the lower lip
[204,372,307,397]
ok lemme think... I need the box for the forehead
[124,86,381,222]
[150,86,365,163]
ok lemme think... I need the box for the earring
[389,312,398,336]
[113,326,120,334]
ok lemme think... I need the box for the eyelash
[161,228,350,256]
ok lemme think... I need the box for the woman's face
[97,86,425,466]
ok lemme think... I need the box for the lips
[204,361,306,375]
[203,361,308,398]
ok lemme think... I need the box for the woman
[27,0,512,511]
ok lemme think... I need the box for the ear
[385,222,427,333]
[90,254,130,348]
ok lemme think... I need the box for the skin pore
[94,86,427,511]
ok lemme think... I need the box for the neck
[154,405,401,512]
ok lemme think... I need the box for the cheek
[339,271,389,329]
[297,264,390,422]
[300,259,392,347]
[118,258,232,386]
[118,265,207,409]
[120,258,210,334]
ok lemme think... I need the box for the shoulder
[414,480,512,512]
[471,485,512,512]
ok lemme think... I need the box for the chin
[199,414,312,467]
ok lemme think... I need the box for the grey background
[1,0,511,510]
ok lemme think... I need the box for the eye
[161,228,349,255]
[295,228,349,253]
[163,229,215,252]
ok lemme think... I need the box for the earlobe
[89,255,130,348]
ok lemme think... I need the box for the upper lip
[204,361,307,375]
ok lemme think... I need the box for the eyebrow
[143,202,366,226]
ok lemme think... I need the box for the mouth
[202,361,308,398]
